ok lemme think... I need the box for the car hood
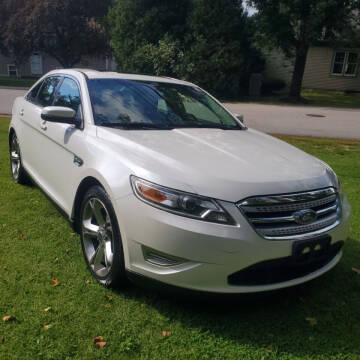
[97,127,334,202]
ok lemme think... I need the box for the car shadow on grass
[119,237,360,358]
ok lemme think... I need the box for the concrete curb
[0,86,29,91]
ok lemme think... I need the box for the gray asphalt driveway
[1,87,359,139]
[0,87,27,116]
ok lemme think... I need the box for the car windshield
[87,79,242,130]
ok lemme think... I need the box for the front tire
[9,133,28,185]
[80,186,128,287]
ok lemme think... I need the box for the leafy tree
[108,0,263,97]
[182,0,263,97]
[27,0,111,67]
[107,0,190,73]
[249,0,358,100]
[0,0,33,71]
[1,0,111,69]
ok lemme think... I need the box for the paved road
[1,87,359,139]
[0,87,27,116]
[224,103,360,140]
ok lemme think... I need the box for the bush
[261,78,286,95]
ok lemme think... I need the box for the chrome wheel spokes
[10,137,21,180]
[82,197,114,277]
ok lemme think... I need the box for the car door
[37,76,85,214]
[19,76,62,185]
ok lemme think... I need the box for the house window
[331,51,358,77]
[7,64,18,77]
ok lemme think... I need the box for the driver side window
[53,78,81,112]
[37,76,61,107]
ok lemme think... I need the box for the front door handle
[40,121,47,131]
[20,109,24,116]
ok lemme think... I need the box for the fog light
[142,247,184,267]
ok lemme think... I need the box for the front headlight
[130,176,235,225]
[326,167,341,192]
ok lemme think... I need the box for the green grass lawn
[0,76,38,88]
[1,116,359,360]
[230,89,360,109]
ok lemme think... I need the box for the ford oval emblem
[293,209,317,225]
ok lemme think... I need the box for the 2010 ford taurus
[9,69,350,293]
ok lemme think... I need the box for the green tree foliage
[249,0,358,100]
[107,0,190,74]
[183,0,263,98]
[108,0,264,97]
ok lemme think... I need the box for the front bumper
[115,193,350,294]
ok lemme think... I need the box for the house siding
[303,46,360,91]
[0,52,115,77]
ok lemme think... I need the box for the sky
[243,1,257,15]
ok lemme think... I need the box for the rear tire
[79,185,128,288]
[9,133,28,185]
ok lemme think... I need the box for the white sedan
[9,69,350,294]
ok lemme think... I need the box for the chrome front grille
[237,188,341,240]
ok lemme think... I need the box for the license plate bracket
[292,235,331,263]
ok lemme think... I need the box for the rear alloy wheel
[80,186,128,287]
[9,134,28,184]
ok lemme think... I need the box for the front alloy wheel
[9,134,27,184]
[80,186,128,287]
[82,198,114,277]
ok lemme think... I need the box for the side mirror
[41,106,78,126]
[234,113,245,124]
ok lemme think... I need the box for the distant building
[264,45,360,92]
[0,51,117,78]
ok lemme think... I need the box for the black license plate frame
[292,235,331,263]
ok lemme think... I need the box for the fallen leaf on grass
[266,345,275,353]
[54,258,59,263]
[105,295,113,301]
[94,336,106,348]
[162,330,171,338]
[51,278,59,287]
[2,315,16,323]
[44,307,52,312]
[306,317,318,326]
[65,248,70,253]
[85,280,90,285]
[2,224,6,228]
[20,233,27,240]
[70,232,76,237]
[102,303,111,308]
[352,267,360,275]
[95,341,106,349]
[43,324,52,330]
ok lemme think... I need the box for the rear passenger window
[26,81,43,103]
[37,77,61,107]
[53,78,81,112]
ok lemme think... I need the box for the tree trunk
[288,43,309,100]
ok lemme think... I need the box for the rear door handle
[20,109,24,116]
[40,121,47,131]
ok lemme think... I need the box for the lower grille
[237,187,341,239]
[228,241,343,286]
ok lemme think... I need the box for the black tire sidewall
[79,185,128,287]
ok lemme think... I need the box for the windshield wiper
[99,122,174,130]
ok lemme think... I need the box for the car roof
[45,68,195,87]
